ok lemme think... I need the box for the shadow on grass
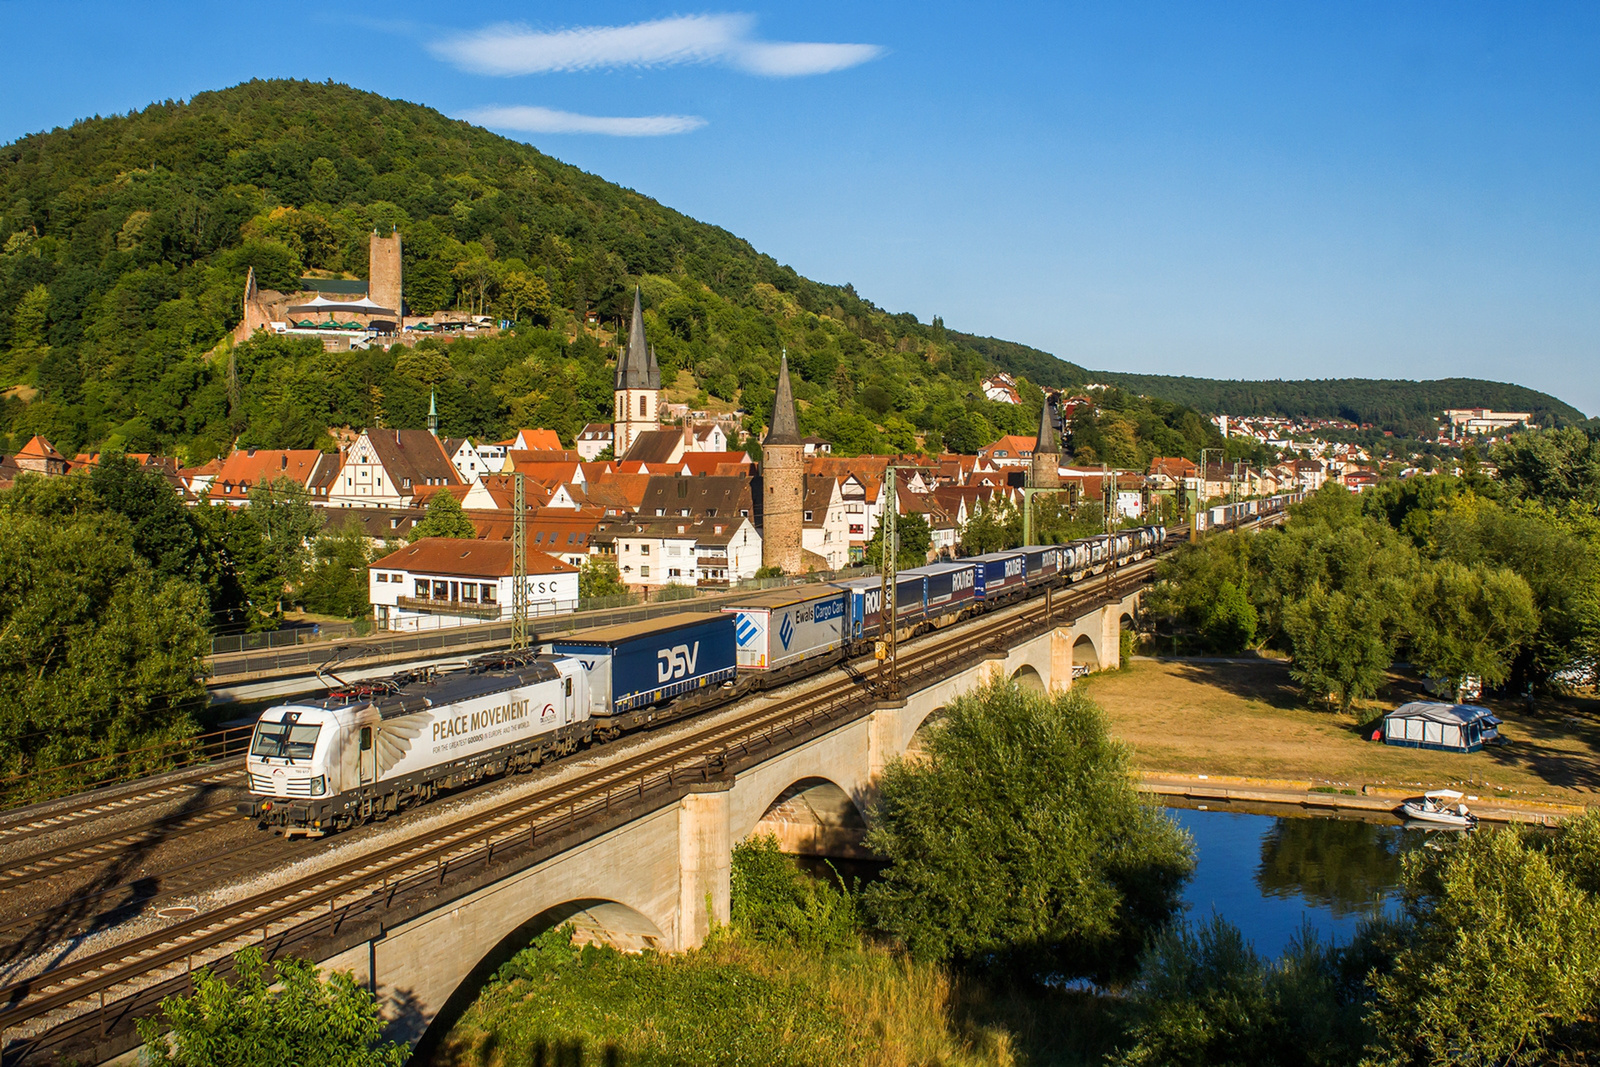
[1169,659,1306,713]
[948,979,1130,1067]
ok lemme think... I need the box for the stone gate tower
[1029,395,1061,489]
[614,288,662,456]
[761,353,804,574]
[369,229,403,319]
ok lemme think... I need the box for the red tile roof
[371,538,576,578]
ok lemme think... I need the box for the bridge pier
[677,786,733,949]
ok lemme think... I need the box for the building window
[641,565,650,577]
[641,544,650,555]
[668,568,681,578]
[376,573,388,583]
[482,584,496,602]
[414,579,428,598]
[804,511,813,521]
[639,395,648,417]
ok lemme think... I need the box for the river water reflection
[1169,805,1416,958]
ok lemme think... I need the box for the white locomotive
[240,652,590,834]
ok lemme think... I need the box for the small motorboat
[1398,789,1478,828]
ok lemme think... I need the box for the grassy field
[430,928,1122,1067]
[1079,658,1600,803]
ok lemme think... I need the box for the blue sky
[3,2,1597,414]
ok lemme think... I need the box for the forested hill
[957,331,1585,435]
[0,78,1576,462]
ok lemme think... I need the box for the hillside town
[0,284,1523,637]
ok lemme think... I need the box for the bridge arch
[412,896,664,1058]
[1072,633,1099,673]
[748,776,867,836]
[906,706,948,757]
[1010,663,1046,693]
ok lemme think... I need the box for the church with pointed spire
[761,352,805,574]
[1030,395,1061,489]
[614,288,662,456]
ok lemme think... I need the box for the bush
[653,583,697,602]
[730,834,858,951]
[136,947,405,1067]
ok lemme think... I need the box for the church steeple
[428,388,439,437]
[616,287,660,391]
[613,286,662,457]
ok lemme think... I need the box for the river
[1169,804,1423,957]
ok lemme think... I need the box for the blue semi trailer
[542,612,738,718]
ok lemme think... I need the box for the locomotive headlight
[310,775,327,796]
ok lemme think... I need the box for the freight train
[240,516,1242,833]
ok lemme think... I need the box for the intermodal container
[1018,545,1062,585]
[722,586,847,671]
[913,562,977,616]
[970,551,1028,599]
[542,612,737,716]
[833,574,927,639]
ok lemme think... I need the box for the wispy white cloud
[461,105,707,137]
[432,14,883,78]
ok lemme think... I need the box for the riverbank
[1139,772,1586,824]
[1082,659,1600,812]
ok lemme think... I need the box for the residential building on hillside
[207,448,339,505]
[637,474,757,521]
[327,428,461,508]
[442,437,486,484]
[611,517,762,589]
[575,423,614,461]
[981,372,1022,404]
[802,477,851,571]
[15,435,67,476]
[367,538,578,631]
[978,435,1037,469]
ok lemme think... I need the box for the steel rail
[0,554,1167,1053]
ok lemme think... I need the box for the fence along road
[206,570,874,689]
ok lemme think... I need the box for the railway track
[0,559,1159,1062]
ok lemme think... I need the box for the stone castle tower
[369,229,403,320]
[761,352,804,574]
[614,288,662,456]
[1030,395,1061,489]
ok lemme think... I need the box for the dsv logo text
[657,642,701,682]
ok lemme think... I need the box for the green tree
[407,491,477,542]
[0,500,206,783]
[865,512,933,570]
[1408,560,1537,699]
[298,520,375,619]
[578,556,627,599]
[1365,818,1600,1066]
[247,476,320,591]
[1491,426,1600,508]
[958,498,1020,554]
[864,682,1193,982]
[137,947,406,1067]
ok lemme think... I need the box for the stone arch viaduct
[306,588,1145,1051]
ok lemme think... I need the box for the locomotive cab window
[360,726,372,751]
[250,721,321,760]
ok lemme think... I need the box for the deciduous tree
[864,682,1193,982]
